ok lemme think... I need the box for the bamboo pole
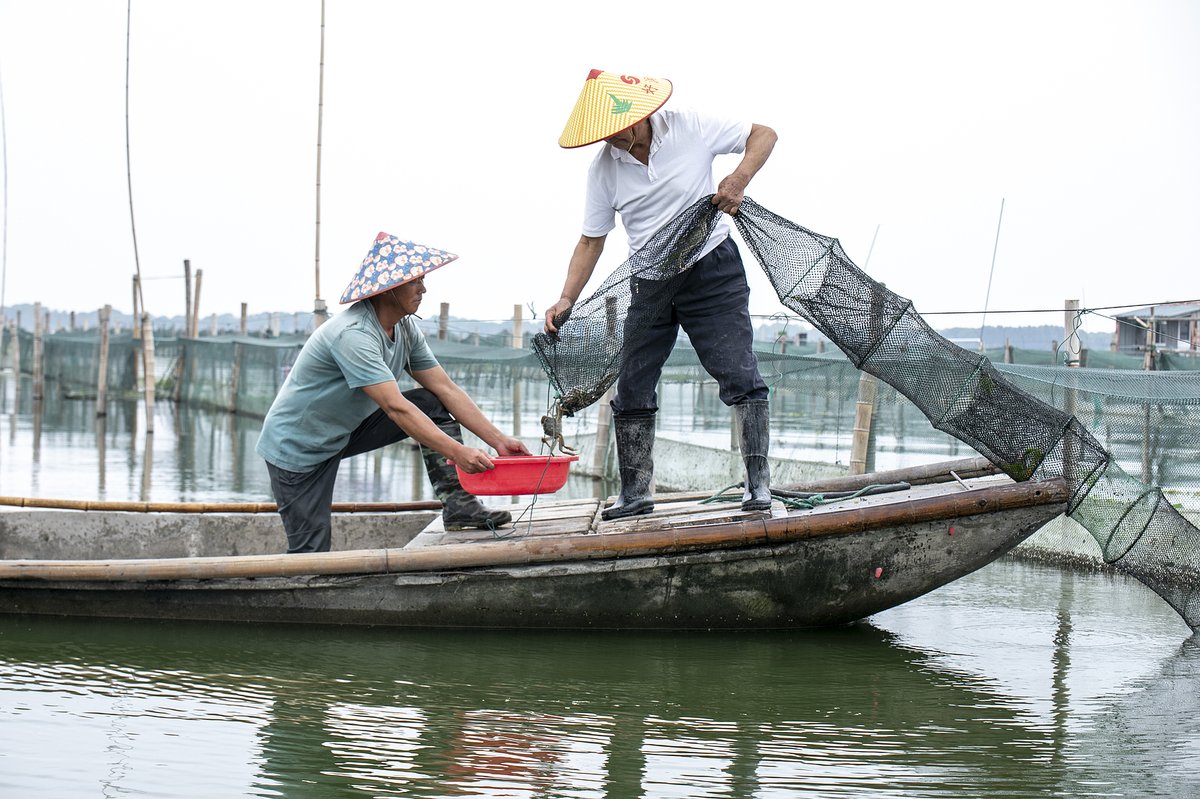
[0,479,1068,582]
[191,268,202,338]
[0,496,441,513]
[32,301,43,400]
[511,304,523,437]
[131,276,140,339]
[96,305,111,416]
[9,319,18,376]
[96,414,108,492]
[130,275,141,391]
[229,341,242,413]
[140,431,153,501]
[1063,299,1080,479]
[848,372,878,475]
[311,0,328,330]
[174,261,192,402]
[438,302,449,340]
[1143,308,1155,483]
[240,302,248,336]
[141,312,155,434]
[592,296,618,477]
[183,259,193,339]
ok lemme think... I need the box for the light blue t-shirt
[256,301,438,472]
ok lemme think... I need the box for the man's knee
[403,387,453,426]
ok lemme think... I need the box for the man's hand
[713,173,749,215]
[495,436,532,457]
[450,437,531,474]
[544,298,573,334]
[452,446,497,475]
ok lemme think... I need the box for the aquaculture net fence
[532,197,1200,629]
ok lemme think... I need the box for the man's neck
[369,298,402,340]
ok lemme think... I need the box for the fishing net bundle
[532,197,1200,630]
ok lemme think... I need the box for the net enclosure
[532,197,1200,630]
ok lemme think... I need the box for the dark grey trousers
[265,388,452,553]
[613,237,768,417]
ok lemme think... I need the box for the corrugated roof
[1114,303,1200,320]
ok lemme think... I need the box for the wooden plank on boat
[600,499,784,535]
[405,498,601,548]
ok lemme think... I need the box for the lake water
[2,373,1198,797]
[2,561,1195,798]
[0,369,968,508]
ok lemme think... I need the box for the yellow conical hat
[558,69,673,149]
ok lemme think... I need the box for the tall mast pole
[978,198,1005,351]
[312,0,328,328]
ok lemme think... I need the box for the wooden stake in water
[1063,299,1080,480]
[849,372,878,475]
[230,342,242,414]
[511,304,523,438]
[183,260,193,340]
[32,301,43,400]
[191,268,202,337]
[96,305,111,417]
[592,296,618,479]
[140,312,155,434]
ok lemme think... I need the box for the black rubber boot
[602,414,656,521]
[421,423,513,532]
[735,401,772,512]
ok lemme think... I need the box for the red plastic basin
[451,455,579,496]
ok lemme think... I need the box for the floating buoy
[949,525,956,536]
[873,567,883,579]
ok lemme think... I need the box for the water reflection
[0,616,1073,798]
[1082,635,1200,797]
[3,578,1195,799]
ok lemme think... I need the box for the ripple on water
[0,561,1197,799]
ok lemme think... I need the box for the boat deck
[406,474,1014,550]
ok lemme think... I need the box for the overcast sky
[0,0,1196,335]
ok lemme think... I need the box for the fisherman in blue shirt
[258,234,528,553]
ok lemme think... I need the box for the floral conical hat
[339,233,459,304]
[558,69,673,149]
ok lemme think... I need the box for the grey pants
[265,388,451,553]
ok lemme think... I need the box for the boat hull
[0,501,1061,629]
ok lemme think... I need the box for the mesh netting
[532,197,1200,629]
[532,199,727,415]
[173,336,303,418]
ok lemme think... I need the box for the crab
[540,401,578,456]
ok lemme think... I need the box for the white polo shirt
[582,108,751,260]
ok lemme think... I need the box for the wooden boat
[0,457,1067,630]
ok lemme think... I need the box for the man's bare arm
[713,123,778,214]
[544,233,607,334]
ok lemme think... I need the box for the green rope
[700,483,904,511]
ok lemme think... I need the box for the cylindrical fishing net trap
[532,197,1200,629]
